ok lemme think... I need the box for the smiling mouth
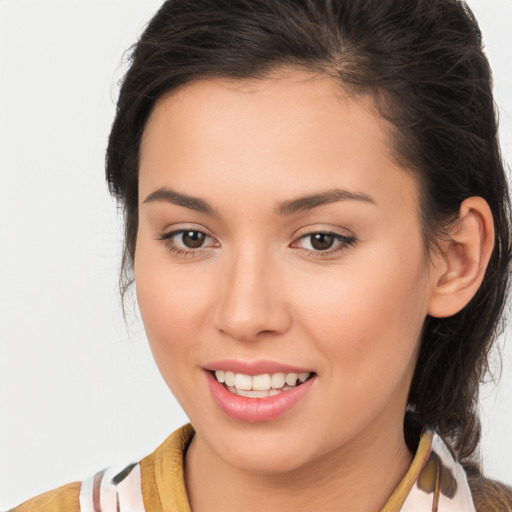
[212,370,315,398]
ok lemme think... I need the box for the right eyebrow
[143,187,220,217]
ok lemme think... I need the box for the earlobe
[428,197,495,318]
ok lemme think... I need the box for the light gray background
[0,1,510,508]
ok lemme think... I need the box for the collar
[383,428,476,511]
[81,423,476,512]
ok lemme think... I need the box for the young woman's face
[135,71,438,474]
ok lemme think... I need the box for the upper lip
[203,359,314,376]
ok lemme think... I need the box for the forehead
[141,71,387,161]
[139,71,419,217]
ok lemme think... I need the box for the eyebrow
[143,187,375,216]
[144,187,220,216]
[276,188,375,216]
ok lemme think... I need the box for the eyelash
[156,230,217,258]
[156,229,357,259]
[293,232,357,258]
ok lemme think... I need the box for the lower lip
[206,371,316,423]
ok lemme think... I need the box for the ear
[428,197,495,318]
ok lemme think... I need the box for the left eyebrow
[275,188,376,216]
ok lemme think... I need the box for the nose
[213,247,291,342]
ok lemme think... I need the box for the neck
[185,419,413,512]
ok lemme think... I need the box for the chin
[224,443,312,475]
[198,421,323,476]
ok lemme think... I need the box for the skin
[134,70,493,511]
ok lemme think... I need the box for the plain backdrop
[0,0,511,508]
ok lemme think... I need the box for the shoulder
[7,462,144,512]
[468,477,512,512]
[8,462,144,512]
[6,424,195,512]
[7,481,81,512]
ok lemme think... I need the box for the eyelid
[292,224,355,239]
[292,223,358,242]
[159,221,214,235]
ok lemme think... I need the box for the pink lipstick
[204,360,316,422]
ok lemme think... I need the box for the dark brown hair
[106,0,511,502]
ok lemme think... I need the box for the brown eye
[181,230,206,248]
[292,231,357,257]
[310,233,335,251]
[157,228,219,257]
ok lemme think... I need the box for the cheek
[293,238,429,385]
[134,239,212,383]
[288,250,429,442]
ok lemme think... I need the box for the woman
[8,0,512,510]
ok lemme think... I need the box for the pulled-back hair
[106,0,511,505]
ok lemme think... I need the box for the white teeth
[285,372,298,386]
[214,370,312,395]
[236,389,271,398]
[227,386,293,398]
[252,373,271,391]
[271,372,286,389]
[224,371,236,387]
[234,373,252,390]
